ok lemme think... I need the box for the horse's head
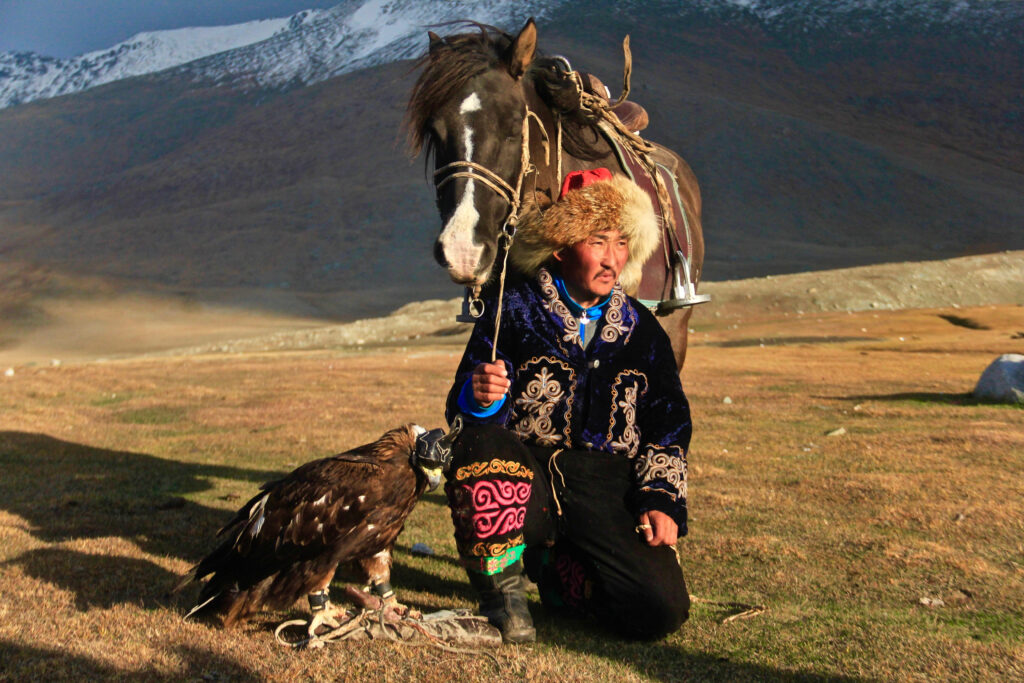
[407,20,538,287]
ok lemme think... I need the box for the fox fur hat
[510,169,660,292]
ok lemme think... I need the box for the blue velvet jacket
[445,267,691,532]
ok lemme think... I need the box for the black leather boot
[466,560,536,643]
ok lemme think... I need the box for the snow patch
[2,0,1020,110]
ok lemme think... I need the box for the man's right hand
[472,361,510,406]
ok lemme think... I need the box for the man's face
[554,229,629,307]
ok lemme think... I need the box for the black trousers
[446,423,689,640]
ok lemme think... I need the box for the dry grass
[1,304,1022,681]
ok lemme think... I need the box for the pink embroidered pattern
[556,553,588,607]
[474,507,527,538]
[462,480,531,538]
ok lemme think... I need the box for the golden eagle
[175,420,461,631]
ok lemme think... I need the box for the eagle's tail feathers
[214,491,270,538]
[184,591,220,620]
[171,565,200,594]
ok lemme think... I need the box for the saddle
[571,72,705,311]
[553,56,709,311]
[579,72,649,133]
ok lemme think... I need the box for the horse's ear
[428,31,444,56]
[504,18,537,79]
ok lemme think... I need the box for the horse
[406,19,706,371]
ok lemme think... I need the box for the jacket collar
[535,267,637,355]
[551,273,611,321]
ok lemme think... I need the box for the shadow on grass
[415,490,454,507]
[0,639,261,681]
[394,540,463,568]
[389,557,474,604]
[0,431,472,620]
[0,430,292,615]
[543,612,863,682]
[834,392,999,406]
[4,547,180,611]
[0,431,285,559]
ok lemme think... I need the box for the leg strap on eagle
[307,589,330,612]
[362,581,395,602]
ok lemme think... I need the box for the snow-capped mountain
[175,0,562,90]
[718,0,1023,35]
[706,0,1024,44]
[0,0,562,109]
[2,0,1020,110]
[0,9,325,108]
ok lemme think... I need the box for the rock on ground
[973,354,1024,404]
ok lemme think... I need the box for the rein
[433,107,545,362]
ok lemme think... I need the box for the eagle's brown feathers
[176,424,426,626]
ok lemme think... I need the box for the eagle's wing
[185,451,420,621]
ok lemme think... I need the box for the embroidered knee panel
[446,458,534,563]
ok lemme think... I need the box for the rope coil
[274,607,500,665]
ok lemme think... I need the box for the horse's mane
[405,22,605,162]
[405,22,513,156]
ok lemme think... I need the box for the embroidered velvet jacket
[445,268,692,532]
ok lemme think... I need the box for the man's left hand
[637,510,677,546]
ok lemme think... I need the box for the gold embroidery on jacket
[634,445,688,501]
[607,370,648,456]
[511,357,575,446]
[537,269,581,347]
[600,289,630,343]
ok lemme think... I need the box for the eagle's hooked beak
[422,466,443,492]
[412,415,464,492]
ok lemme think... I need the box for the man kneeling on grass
[444,168,692,642]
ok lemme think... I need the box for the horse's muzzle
[435,238,493,286]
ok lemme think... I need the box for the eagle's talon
[307,603,346,638]
[385,601,421,621]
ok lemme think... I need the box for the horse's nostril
[433,240,448,267]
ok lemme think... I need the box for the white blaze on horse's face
[438,92,487,284]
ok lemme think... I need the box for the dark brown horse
[406,19,705,370]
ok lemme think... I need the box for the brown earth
[0,269,1021,680]
[2,251,1021,368]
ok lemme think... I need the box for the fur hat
[510,170,660,292]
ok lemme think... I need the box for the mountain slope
[0,0,1021,319]
[0,0,560,109]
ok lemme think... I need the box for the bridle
[431,106,548,361]
[432,105,548,252]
